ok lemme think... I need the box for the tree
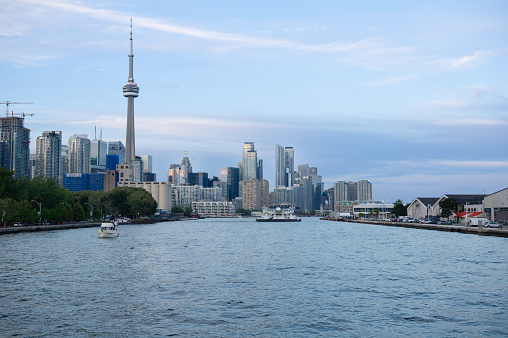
[392,199,408,218]
[73,202,85,221]
[439,198,457,220]
[184,206,192,217]
[236,208,252,216]
[172,205,184,214]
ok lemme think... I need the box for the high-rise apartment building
[0,116,31,179]
[35,131,61,181]
[334,181,348,202]
[347,181,358,201]
[68,134,90,174]
[357,179,372,201]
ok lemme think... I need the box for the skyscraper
[0,116,30,179]
[35,131,61,180]
[123,19,139,164]
[275,144,285,187]
[90,138,107,171]
[276,144,294,188]
[108,141,125,164]
[284,147,294,186]
[68,134,90,174]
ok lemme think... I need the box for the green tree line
[0,168,157,227]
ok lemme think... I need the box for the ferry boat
[256,207,301,222]
[98,222,119,238]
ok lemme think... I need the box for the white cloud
[432,160,508,168]
[444,50,499,70]
[434,118,508,126]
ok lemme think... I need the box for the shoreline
[321,218,508,238]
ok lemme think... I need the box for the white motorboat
[98,222,119,238]
[256,207,301,222]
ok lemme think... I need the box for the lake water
[1,218,507,336]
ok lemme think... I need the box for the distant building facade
[0,116,31,179]
[35,131,62,181]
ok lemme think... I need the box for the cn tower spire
[123,17,139,164]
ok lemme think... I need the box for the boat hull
[256,218,301,222]
[98,230,119,238]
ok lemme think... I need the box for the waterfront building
[63,173,103,192]
[108,141,125,164]
[171,185,200,208]
[192,201,236,217]
[406,198,440,220]
[200,187,223,202]
[352,203,394,218]
[484,187,508,222]
[68,134,90,174]
[0,116,31,179]
[35,131,61,181]
[118,181,172,211]
[123,19,140,164]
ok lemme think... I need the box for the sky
[1,0,507,203]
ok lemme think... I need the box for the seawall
[321,218,508,238]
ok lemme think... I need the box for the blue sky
[1,0,507,203]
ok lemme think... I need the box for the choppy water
[1,218,507,336]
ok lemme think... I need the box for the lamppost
[31,200,41,226]
[85,203,94,221]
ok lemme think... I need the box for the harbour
[1,217,507,336]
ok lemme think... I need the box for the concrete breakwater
[0,219,173,235]
[321,218,508,238]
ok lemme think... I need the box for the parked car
[438,220,452,225]
[485,221,501,228]
[13,222,22,227]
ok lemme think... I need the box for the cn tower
[123,18,139,163]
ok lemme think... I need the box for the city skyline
[2,0,507,203]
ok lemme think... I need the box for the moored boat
[256,207,301,222]
[98,222,119,238]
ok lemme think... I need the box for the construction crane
[11,112,34,118]
[0,101,33,117]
